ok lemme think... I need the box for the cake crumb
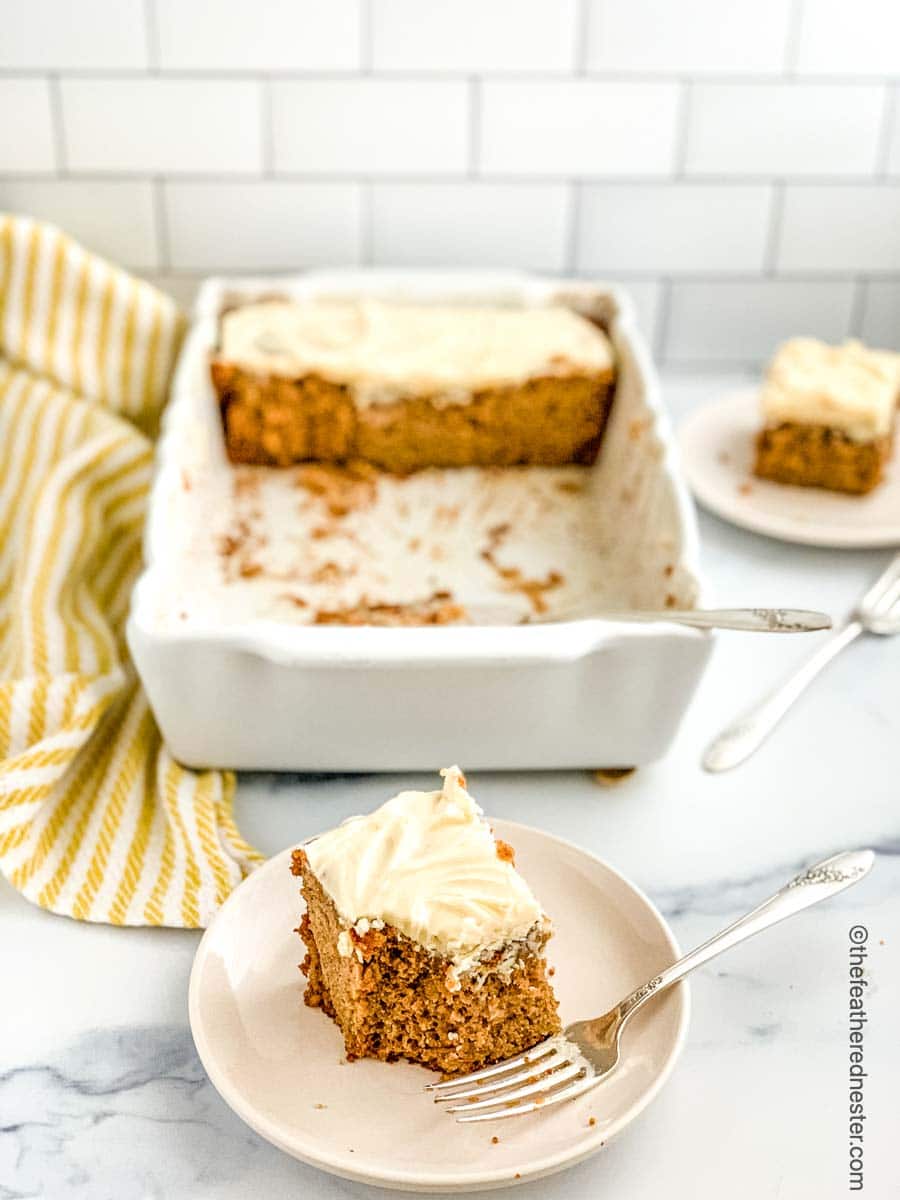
[548,967,556,977]
[491,1136,500,1145]
[588,1116,596,1127]
[515,1173,521,1180]
[628,417,650,441]
[738,481,753,496]
[494,838,516,865]
[314,1103,327,1110]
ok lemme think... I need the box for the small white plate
[678,389,900,549]
[189,820,688,1193]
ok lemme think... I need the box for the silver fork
[704,551,900,772]
[427,848,873,1123]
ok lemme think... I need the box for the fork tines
[426,1036,596,1122]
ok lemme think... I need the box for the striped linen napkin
[0,215,262,927]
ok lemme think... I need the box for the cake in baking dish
[754,338,900,495]
[211,298,616,473]
[290,765,560,1074]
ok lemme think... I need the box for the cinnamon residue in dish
[312,591,466,626]
[295,461,379,518]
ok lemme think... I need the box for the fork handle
[618,849,874,1026]
[702,619,864,772]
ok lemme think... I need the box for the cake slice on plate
[291,766,560,1074]
[754,338,900,495]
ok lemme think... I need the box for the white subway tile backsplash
[860,282,900,349]
[616,280,662,349]
[886,90,900,174]
[778,186,900,272]
[586,0,791,75]
[272,81,468,175]
[0,0,896,370]
[370,183,569,269]
[796,0,900,76]
[480,82,679,176]
[164,182,361,269]
[0,180,158,268]
[578,186,771,273]
[140,273,204,312]
[0,80,56,172]
[0,0,147,69]
[686,84,885,176]
[664,281,856,363]
[156,0,361,71]
[371,0,577,73]
[61,80,262,175]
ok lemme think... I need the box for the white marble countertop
[2,373,897,1199]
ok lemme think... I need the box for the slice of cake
[211,298,615,472]
[754,338,900,495]
[290,766,560,1074]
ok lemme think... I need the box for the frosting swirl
[304,766,543,969]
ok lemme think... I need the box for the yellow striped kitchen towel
[0,215,263,928]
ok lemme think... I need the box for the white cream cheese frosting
[303,766,544,970]
[761,338,900,441]
[219,298,613,408]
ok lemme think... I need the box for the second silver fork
[428,848,873,1122]
[704,551,900,772]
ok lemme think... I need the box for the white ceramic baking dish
[127,270,712,771]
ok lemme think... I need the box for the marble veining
[2,374,898,1199]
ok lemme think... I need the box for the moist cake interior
[291,767,561,1074]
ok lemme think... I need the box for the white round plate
[189,820,688,1193]
[678,389,900,548]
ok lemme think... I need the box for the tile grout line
[261,77,275,177]
[784,0,805,76]
[359,179,373,266]
[673,79,692,177]
[849,279,868,338]
[565,181,581,274]
[359,0,373,73]
[875,82,897,178]
[47,73,67,175]
[3,67,900,84]
[6,170,898,187]
[143,0,161,73]
[654,278,673,365]
[468,77,481,178]
[574,0,590,74]
[152,176,170,272]
[763,182,785,276]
